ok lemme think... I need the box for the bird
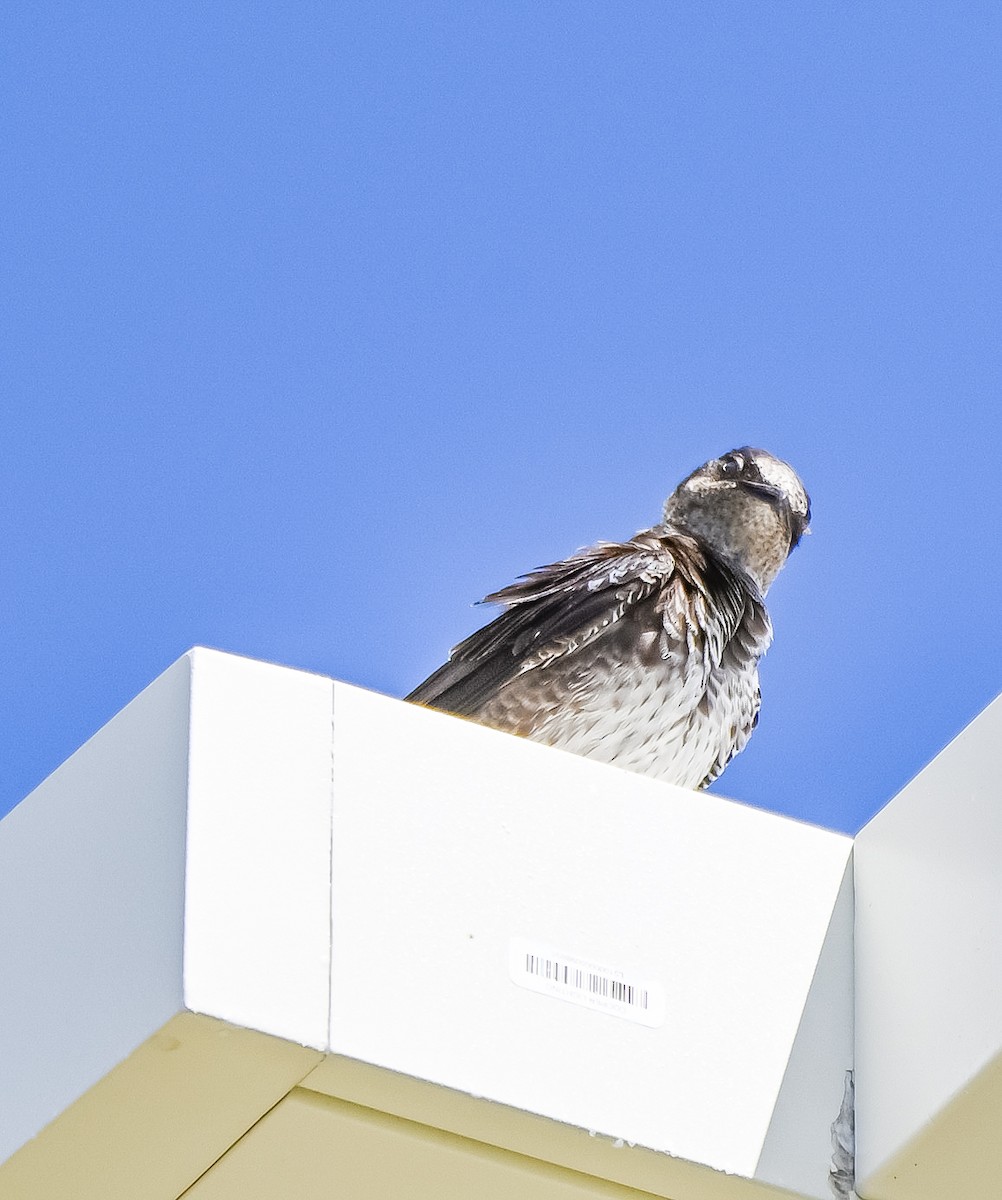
[407,447,810,790]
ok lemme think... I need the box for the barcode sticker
[508,937,665,1028]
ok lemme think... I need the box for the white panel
[184,648,333,1050]
[330,685,852,1179]
[0,656,191,1165]
[755,859,854,1200]
[855,692,1002,1188]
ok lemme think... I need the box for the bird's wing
[406,533,680,716]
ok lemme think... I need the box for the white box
[855,693,1002,1199]
[0,655,191,1166]
[0,649,334,1168]
[330,684,853,1197]
[1,648,853,1199]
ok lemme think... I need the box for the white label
[508,937,665,1028]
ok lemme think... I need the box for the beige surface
[300,1055,793,1200]
[182,1087,665,1200]
[0,1020,801,1200]
[860,1046,1002,1200]
[0,1012,322,1200]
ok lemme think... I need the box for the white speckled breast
[475,606,766,790]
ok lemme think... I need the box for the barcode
[509,938,665,1027]
[523,952,651,1010]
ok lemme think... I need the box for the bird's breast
[474,617,760,790]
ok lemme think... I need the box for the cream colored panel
[183,1087,664,1200]
[0,1013,322,1200]
[861,1047,1002,1200]
[300,1056,793,1200]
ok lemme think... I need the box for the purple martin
[407,448,810,789]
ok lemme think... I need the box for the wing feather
[406,534,677,717]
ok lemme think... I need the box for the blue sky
[3,4,1001,833]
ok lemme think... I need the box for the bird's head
[662,447,811,594]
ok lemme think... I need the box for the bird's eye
[720,454,744,477]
